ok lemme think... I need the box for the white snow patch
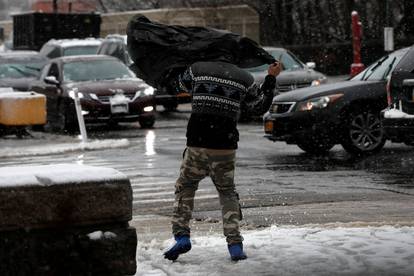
[383,108,414,119]
[136,225,414,276]
[0,164,128,187]
[0,91,44,99]
[0,138,130,158]
[87,231,118,240]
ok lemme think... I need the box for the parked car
[97,34,190,111]
[39,38,102,59]
[97,34,132,66]
[30,55,156,132]
[381,45,414,145]
[0,51,48,91]
[246,47,327,93]
[263,47,410,155]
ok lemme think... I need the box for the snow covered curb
[136,225,414,276]
[0,138,130,158]
[383,108,414,119]
[0,164,128,187]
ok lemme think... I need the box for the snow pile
[0,138,130,158]
[136,225,414,276]
[383,108,414,119]
[0,164,127,187]
[87,231,118,240]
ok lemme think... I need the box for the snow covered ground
[136,224,414,276]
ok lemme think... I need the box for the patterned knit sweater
[179,61,276,149]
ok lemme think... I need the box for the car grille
[270,102,295,114]
[401,85,414,114]
[97,94,134,103]
[277,82,312,93]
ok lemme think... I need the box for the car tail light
[386,77,392,106]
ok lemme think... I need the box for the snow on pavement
[136,225,414,276]
[0,138,130,158]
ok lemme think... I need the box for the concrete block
[0,164,133,231]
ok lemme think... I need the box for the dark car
[246,47,327,93]
[97,34,190,111]
[263,47,410,155]
[0,51,48,91]
[30,55,156,131]
[39,38,102,59]
[381,45,414,145]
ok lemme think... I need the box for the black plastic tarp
[126,15,275,89]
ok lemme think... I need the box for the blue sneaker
[228,243,247,261]
[163,235,192,261]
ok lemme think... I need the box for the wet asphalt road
[1,104,413,240]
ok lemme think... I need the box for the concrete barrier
[0,164,137,275]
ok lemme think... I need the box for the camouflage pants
[172,147,243,244]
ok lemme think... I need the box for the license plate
[110,95,129,114]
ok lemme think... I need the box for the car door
[390,46,414,114]
[31,62,62,122]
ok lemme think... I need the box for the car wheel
[296,140,334,154]
[341,109,385,154]
[139,116,155,129]
[53,103,78,133]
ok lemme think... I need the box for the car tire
[297,140,334,154]
[53,103,78,133]
[139,116,155,129]
[341,109,386,155]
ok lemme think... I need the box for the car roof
[51,54,120,63]
[0,51,46,61]
[104,34,127,44]
[262,46,287,52]
[44,38,102,48]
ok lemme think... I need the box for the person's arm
[178,67,193,94]
[242,62,282,117]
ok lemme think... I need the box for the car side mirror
[306,62,316,69]
[44,76,59,86]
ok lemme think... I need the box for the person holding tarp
[127,15,282,262]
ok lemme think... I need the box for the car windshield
[63,59,135,82]
[246,49,304,73]
[0,60,46,78]
[351,50,406,81]
[63,45,100,56]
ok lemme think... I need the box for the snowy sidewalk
[136,225,414,276]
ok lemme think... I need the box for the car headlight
[311,76,327,86]
[69,90,84,99]
[143,106,154,112]
[296,93,343,111]
[143,86,155,96]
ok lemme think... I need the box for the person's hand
[268,61,283,77]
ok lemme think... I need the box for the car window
[47,63,60,80]
[63,59,135,82]
[40,45,60,59]
[246,49,303,72]
[63,46,100,56]
[0,60,46,78]
[351,50,407,81]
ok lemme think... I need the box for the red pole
[350,11,365,77]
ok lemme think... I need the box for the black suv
[264,47,409,155]
[381,45,414,145]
